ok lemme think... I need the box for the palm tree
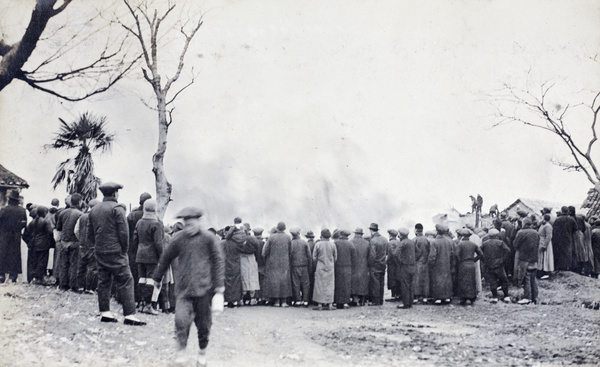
[46,112,115,202]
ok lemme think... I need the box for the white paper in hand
[211,293,224,314]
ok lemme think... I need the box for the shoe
[196,355,207,367]
[540,275,550,280]
[343,304,350,309]
[490,298,498,304]
[326,304,335,311]
[397,304,410,309]
[434,299,442,305]
[281,303,289,308]
[124,318,147,326]
[144,305,159,315]
[100,316,118,323]
[517,298,531,305]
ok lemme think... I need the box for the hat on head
[517,210,528,218]
[387,229,399,237]
[252,227,264,236]
[398,228,410,237]
[289,227,301,235]
[277,221,286,231]
[457,228,472,237]
[50,198,59,207]
[176,206,203,219]
[234,217,242,224]
[541,207,551,215]
[321,228,331,239]
[332,229,340,239]
[523,218,532,226]
[425,230,436,237]
[354,228,364,235]
[143,199,157,213]
[305,230,315,238]
[340,229,351,238]
[435,224,449,234]
[415,223,423,231]
[7,190,20,201]
[500,211,508,219]
[488,229,500,237]
[139,192,152,205]
[99,182,123,195]
[36,205,48,218]
[465,224,475,231]
[88,199,99,208]
[369,223,379,232]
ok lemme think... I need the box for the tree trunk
[152,94,172,219]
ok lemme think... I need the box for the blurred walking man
[153,207,225,367]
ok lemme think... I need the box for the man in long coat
[87,182,145,326]
[248,227,266,303]
[514,218,540,304]
[454,229,484,305]
[395,228,416,309]
[481,229,511,301]
[428,224,455,304]
[333,230,354,308]
[412,223,430,303]
[552,206,577,271]
[386,229,400,301]
[262,221,292,307]
[368,223,388,306]
[351,228,371,306]
[0,190,27,283]
[223,221,246,307]
[312,228,337,310]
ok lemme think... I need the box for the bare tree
[492,82,599,186]
[0,0,136,101]
[120,0,203,218]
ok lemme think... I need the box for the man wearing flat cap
[153,206,224,367]
[248,227,266,304]
[368,223,388,306]
[428,224,455,304]
[454,228,484,306]
[262,221,293,307]
[513,218,540,304]
[333,230,354,309]
[481,229,511,302]
[312,228,337,310]
[127,192,152,307]
[290,227,312,306]
[394,228,416,308]
[351,228,371,306]
[386,229,400,302]
[412,223,431,304]
[87,182,145,326]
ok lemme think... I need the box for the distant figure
[470,195,477,213]
[489,204,499,218]
[454,229,484,306]
[0,190,27,283]
[312,228,337,310]
[428,224,455,304]
[481,229,511,302]
[350,228,371,306]
[514,218,540,304]
[333,230,354,309]
[290,227,312,306]
[262,221,293,307]
[552,206,577,271]
[127,192,152,307]
[394,228,416,309]
[476,195,483,214]
[368,223,388,306]
[412,223,431,303]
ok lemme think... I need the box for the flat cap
[234,217,242,224]
[354,228,364,235]
[488,229,500,237]
[414,223,424,231]
[99,182,123,194]
[139,192,152,205]
[277,221,286,231]
[340,229,351,238]
[435,224,449,234]
[398,228,410,237]
[387,229,399,237]
[457,228,472,237]
[175,206,203,219]
[289,227,301,235]
[252,227,264,236]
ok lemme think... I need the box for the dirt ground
[1,271,599,367]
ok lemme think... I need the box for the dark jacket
[481,238,510,269]
[291,238,312,267]
[368,232,388,272]
[514,227,540,263]
[394,238,416,265]
[56,207,82,243]
[153,225,224,298]
[134,217,165,264]
[87,197,129,255]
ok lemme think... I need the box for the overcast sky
[1,0,598,231]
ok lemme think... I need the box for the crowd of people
[1,185,600,364]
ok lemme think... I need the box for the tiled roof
[581,187,600,219]
[0,164,29,188]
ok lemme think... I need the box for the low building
[503,198,578,219]
[0,164,29,206]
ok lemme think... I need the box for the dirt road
[1,272,599,367]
